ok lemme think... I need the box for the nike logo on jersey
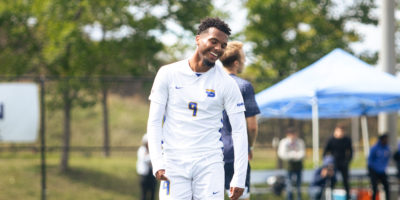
[237,102,244,107]
[175,86,183,89]
[206,89,215,97]
[212,191,219,195]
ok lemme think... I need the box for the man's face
[287,132,297,140]
[381,136,388,145]
[334,127,345,138]
[196,27,228,67]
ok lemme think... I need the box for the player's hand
[229,187,244,200]
[248,149,253,160]
[155,169,169,181]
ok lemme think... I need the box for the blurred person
[277,127,305,200]
[137,134,156,200]
[393,140,400,198]
[219,41,260,200]
[393,140,400,179]
[146,17,248,200]
[368,133,390,200]
[323,123,353,200]
[309,156,337,200]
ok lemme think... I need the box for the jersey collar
[184,59,216,77]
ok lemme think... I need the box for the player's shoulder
[280,137,290,143]
[155,59,188,81]
[159,59,187,72]
[231,75,253,88]
[214,64,236,83]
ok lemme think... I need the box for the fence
[0,76,386,200]
[0,76,155,200]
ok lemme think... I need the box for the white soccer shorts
[159,152,224,200]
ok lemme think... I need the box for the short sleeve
[224,79,245,115]
[149,67,169,105]
[242,82,260,118]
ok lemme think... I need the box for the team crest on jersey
[206,89,215,97]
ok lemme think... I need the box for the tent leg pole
[361,116,370,158]
[312,99,319,167]
[351,117,359,157]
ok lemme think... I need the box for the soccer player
[146,17,248,200]
[219,41,260,200]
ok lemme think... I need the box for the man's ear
[233,60,239,68]
[195,35,200,46]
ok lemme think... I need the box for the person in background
[393,140,400,198]
[368,133,390,200]
[323,123,353,200]
[220,41,261,200]
[393,140,400,179]
[137,134,156,200]
[278,127,305,200]
[309,156,336,200]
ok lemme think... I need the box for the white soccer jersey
[149,59,245,154]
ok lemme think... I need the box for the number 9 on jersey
[188,102,198,117]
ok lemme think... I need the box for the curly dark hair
[197,17,231,36]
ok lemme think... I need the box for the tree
[87,0,214,156]
[31,0,214,171]
[243,0,377,92]
[1,0,215,171]
[31,0,98,172]
[0,0,37,75]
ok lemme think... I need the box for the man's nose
[214,44,224,53]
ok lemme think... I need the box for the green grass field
[0,95,372,200]
[0,152,141,200]
[0,149,370,200]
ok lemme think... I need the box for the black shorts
[224,162,251,191]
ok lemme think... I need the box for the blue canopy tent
[256,48,400,165]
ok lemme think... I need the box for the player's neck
[223,66,237,75]
[189,53,213,73]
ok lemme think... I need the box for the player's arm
[277,140,289,160]
[147,66,169,180]
[347,138,353,161]
[246,115,258,160]
[294,139,306,160]
[228,111,248,200]
[147,101,168,180]
[322,139,331,157]
[242,82,260,161]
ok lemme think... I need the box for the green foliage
[0,0,36,75]
[24,0,216,109]
[1,0,216,171]
[167,0,214,34]
[244,0,378,92]
[2,0,216,84]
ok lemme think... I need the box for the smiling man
[147,17,248,200]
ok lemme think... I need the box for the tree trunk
[102,86,110,157]
[60,86,71,172]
